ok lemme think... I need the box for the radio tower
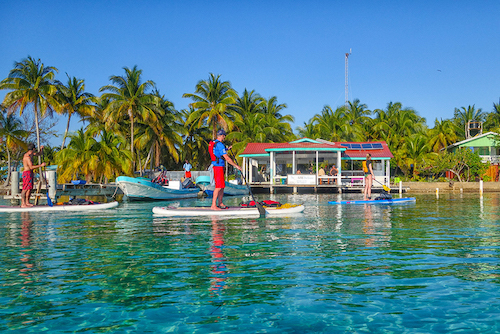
[345,49,351,109]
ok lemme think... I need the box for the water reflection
[19,212,34,282]
[209,218,228,297]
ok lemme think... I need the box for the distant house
[445,132,500,164]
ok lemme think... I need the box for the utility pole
[345,49,351,109]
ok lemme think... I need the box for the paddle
[229,149,266,218]
[373,178,390,192]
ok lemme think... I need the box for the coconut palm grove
[1,56,499,184]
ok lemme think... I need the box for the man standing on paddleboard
[209,129,242,210]
[21,143,45,207]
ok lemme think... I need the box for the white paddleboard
[0,201,119,213]
[152,204,305,217]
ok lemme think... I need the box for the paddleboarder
[209,129,242,210]
[363,153,374,200]
[21,144,46,208]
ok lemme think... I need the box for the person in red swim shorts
[21,143,45,207]
[209,129,242,210]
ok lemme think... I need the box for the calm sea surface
[1,193,500,333]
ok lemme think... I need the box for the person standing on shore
[209,129,242,210]
[363,153,374,200]
[21,143,45,207]
[183,159,192,179]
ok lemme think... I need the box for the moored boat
[116,176,201,201]
[195,175,249,197]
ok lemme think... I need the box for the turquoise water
[1,193,500,333]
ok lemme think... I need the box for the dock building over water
[239,138,394,193]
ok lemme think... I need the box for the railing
[480,155,500,164]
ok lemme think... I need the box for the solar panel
[341,142,384,150]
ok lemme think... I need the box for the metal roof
[240,139,393,159]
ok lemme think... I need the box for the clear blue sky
[1,0,499,146]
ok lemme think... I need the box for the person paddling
[21,143,46,207]
[209,129,242,210]
[363,153,374,200]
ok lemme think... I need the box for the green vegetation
[1,56,499,184]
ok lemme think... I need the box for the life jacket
[209,140,225,166]
[362,160,370,173]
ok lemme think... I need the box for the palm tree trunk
[3,148,11,187]
[129,111,135,172]
[61,112,72,150]
[144,145,153,173]
[155,141,160,168]
[34,103,42,165]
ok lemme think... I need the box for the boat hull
[0,201,119,213]
[152,204,305,217]
[328,197,416,205]
[203,183,249,197]
[116,176,200,201]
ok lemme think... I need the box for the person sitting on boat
[210,129,242,210]
[21,143,45,208]
[183,159,192,179]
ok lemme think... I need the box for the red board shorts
[213,166,225,189]
[185,171,192,178]
[22,170,34,191]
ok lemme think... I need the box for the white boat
[195,175,249,197]
[116,176,200,201]
[0,201,119,213]
[152,204,305,217]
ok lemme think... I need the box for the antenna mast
[345,49,351,109]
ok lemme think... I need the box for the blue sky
[1,0,499,146]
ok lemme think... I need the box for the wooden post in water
[10,171,19,205]
[47,171,57,201]
[480,180,483,196]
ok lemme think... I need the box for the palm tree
[484,100,500,132]
[296,121,317,139]
[311,105,347,141]
[99,66,161,169]
[56,74,95,150]
[183,73,238,139]
[403,134,432,178]
[179,107,212,170]
[344,99,371,141]
[428,118,458,152]
[95,129,132,182]
[0,56,59,155]
[453,105,485,140]
[0,111,28,186]
[56,128,98,182]
[231,89,265,115]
